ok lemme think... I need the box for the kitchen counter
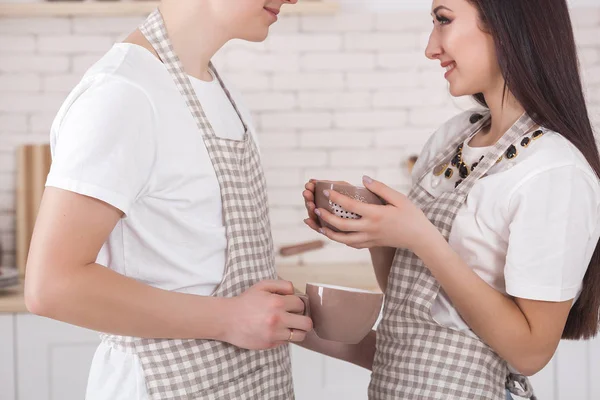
[0,283,26,313]
[278,263,379,293]
[0,263,378,313]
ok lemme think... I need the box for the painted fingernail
[323,190,330,197]
[314,209,321,216]
[319,228,325,234]
[363,175,373,184]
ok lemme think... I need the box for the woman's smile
[441,60,457,79]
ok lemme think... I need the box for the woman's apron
[369,111,538,400]
[100,9,294,400]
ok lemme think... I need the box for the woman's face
[425,0,502,97]
[211,0,297,42]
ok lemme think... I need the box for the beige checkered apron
[100,9,294,400]
[369,112,538,400]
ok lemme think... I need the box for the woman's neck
[472,82,527,147]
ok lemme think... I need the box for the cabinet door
[16,314,100,400]
[0,315,16,400]
[291,345,371,400]
[555,339,589,400]
[590,334,600,400]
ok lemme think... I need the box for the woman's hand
[310,176,437,251]
[302,179,350,234]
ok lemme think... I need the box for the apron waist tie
[506,373,538,400]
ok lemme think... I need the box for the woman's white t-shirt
[412,110,600,335]
[46,43,258,399]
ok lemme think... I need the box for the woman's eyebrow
[432,5,453,14]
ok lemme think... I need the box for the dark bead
[459,163,469,178]
[521,137,531,147]
[455,179,463,188]
[532,129,544,139]
[471,162,479,170]
[479,155,484,161]
[444,168,453,178]
[506,145,518,159]
[470,113,484,124]
[451,154,460,166]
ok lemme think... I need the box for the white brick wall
[0,9,599,268]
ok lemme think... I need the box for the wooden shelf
[0,1,339,17]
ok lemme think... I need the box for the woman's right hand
[222,280,313,350]
[302,179,350,233]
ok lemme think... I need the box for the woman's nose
[425,30,442,60]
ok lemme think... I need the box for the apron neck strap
[415,111,492,184]
[139,9,248,137]
[456,112,535,195]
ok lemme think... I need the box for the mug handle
[298,294,311,318]
[293,288,311,318]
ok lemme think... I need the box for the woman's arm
[369,247,396,292]
[25,187,312,349]
[313,177,575,376]
[415,230,571,376]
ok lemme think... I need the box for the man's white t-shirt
[46,43,258,399]
[412,110,600,335]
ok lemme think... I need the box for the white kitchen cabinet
[291,345,371,400]
[1,313,600,399]
[15,314,100,400]
[291,337,600,400]
[590,335,600,399]
[0,315,16,400]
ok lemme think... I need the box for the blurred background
[0,0,599,399]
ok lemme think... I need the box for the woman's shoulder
[411,107,488,183]
[507,128,599,185]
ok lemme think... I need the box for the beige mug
[313,181,385,233]
[297,283,383,344]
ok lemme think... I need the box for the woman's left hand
[307,176,437,251]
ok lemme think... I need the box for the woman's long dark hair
[468,0,600,340]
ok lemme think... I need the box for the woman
[303,0,600,399]
[24,1,313,399]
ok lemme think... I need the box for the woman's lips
[442,61,456,79]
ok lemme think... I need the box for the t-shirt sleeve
[46,77,156,216]
[504,165,600,301]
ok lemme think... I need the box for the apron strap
[456,112,536,195]
[139,8,248,138]
[414,110,491,184]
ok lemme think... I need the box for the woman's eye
[435,15,451,25]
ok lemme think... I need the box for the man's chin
[239,29,270,43]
